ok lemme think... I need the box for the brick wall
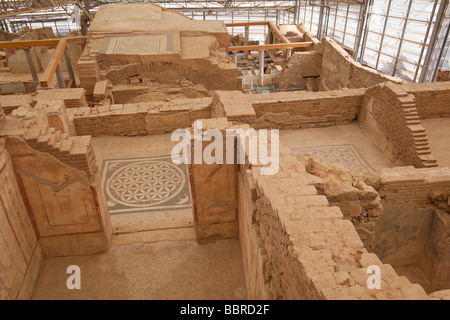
[359,82,437,168]
[22,124,97,179]
[319,38,402,91]
[100,58,242,92]
[238,143,435,299]
[34,88,87,109]
[401,82,450,119]
[278,51,322,90]
[69,97,212,136]
[0,94,33,115]
[0,105,5,125]
[249,88,364,129]
[211,91,256,125]
[380,166,450,206]
[379,166,450,292]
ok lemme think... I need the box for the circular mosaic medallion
[106,161,185,207]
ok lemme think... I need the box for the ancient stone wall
[319,38,402,91]
[6,132,111,257]
[34,88,88,109]
[0,139,43,299]
[0,102,112,259]
[188,118,239,242]
[250,89,364,129]
[0,105,5,125]
[278,52,322,90]
[0,94,33,115]
[80,53,242,95]
[237,143,442,299]
[69,97,212,136]
[211,91,256,125]
[401,82,450,119]
[378,166,450,292]
[379,166,450,206]
[359,82,437,168]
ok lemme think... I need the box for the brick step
[47,130,61,146]
[60,137,75,153]
[422,162,438,168]
[52,132,68,149]
[416,149,431,155]
[419,154,437,164]
[69,136,91,155]
[406,120,421,125]
[398,97,415,104]
[23,127,43,142]
[407,124,426,133]
[414,140,429,147]
[401,102,416,107]
[415,144,431,150]
[405,114,420,120]
[412,132,427,138]
[403,107,417,113]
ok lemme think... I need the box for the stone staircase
[391,85,438,168]
[23,125,96,178]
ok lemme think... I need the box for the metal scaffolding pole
[259,50,264,85]
[414,0,439,82]
[391,0,413,77]
[355,0,372,62]
[55,64,66,88]
[23,47,40,88]
[63,47,75,85]
[420,0,449,82]
[375,0,392,70]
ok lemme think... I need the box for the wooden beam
[0,39,60,48]
[268,21,290,44]
[228,42,313,52]
[225,21,269,27]
[41,39,67,87]
[225,21,291,44]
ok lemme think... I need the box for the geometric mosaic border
[101,156,191,215]
[291,144,376,175]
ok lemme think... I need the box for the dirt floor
[32,239,246,300]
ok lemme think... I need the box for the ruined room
[0,0,449,301]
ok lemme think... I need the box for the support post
[286,48,293,59]
[391,0,413,77]
[23,47,39,89]
[55,64,66,88]
[259,50,265,85]
[63,47,75,86]
[244,26,249,46]
[420,0,448,82]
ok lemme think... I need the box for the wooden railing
[225,21,313,52]
[0,38,71,88]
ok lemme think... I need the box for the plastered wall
[0,139,43,300]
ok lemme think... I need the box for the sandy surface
[32,239,246,300]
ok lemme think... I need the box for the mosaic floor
[100,34,176,55]
[292,144,376,175]
[101,156,192,215]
